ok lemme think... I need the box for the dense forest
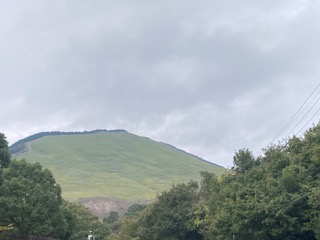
[1,123,320,239]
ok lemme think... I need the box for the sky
[1,0,320,167]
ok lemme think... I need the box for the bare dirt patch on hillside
[78,197,151,219]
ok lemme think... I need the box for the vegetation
[61,201,110,240]
[138,181,202,240]
[9,129,126,155]
[109,123,320,239]
[0,133,10,169]
[3,122,320,239]
[0,135,111,239]
[12,131,224,201]
[0,159,65,238]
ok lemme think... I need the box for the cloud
[1,0,320,167]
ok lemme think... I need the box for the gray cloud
[1,0,320,167]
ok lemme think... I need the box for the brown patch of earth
[78,197,152,219]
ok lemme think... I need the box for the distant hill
[11,130,224,216]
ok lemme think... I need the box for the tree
[138,181,202,240]
[62,201,110,240]
[0,159,66,238]
[110,217,139,240]
[232,148,256,173]
[198,124,320,240]
[107,204,146,239]
[0,133,10,169]
[103,211,119,224]
[124,203,146,218]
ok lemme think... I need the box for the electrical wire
[296,107,320,136]
[256,81,320,156]
[284,92,320,139]
[266,82,320,146]
[268,81,320,144]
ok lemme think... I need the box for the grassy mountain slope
[12,131,224,201]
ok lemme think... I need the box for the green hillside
[12,130,224,201]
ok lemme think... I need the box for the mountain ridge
[10,129,221,168]
[9,129,127,155]
[12,130,225,218]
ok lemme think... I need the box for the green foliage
[6,124,320,239]
[195,124,320,240]
[108,204,146,239]
[13,131,225,201]
[103,211,119,224]
[0,159,66,238]
[109,217,140,240]
[137,181,203,240]
[1,133,111,239]
[100,123,320,240]
[0,133,10,169]
[232,148,256,173]
[124,203,146,218]
[61,201,110,240]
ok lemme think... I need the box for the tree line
[2,123,320,239]
[0,133,110,239]
[107,124,320,239]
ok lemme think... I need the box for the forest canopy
[110,123,320,240]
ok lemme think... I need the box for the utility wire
[296,107,320,136]
[268,81,320,145]
[256,82,320,156]
[284,92,320,139]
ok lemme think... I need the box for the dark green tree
[108,204,146,239]
[103,211,119,224]
[124,203,146,218]
[62,201,110,240]
[232,148,256,173]
[198,123,320,240]
[0,133,10,169]
[138,181,202,240]
[110,217,139,240]
[0,159,66,238]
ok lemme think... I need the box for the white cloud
[1,0,320,167]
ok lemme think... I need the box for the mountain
[11,130,224,216]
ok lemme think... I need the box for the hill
[11,130,224,215]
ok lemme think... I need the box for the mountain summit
[11,130,224,202]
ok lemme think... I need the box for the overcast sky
[1,0,320,167]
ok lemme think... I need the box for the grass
[15,131,225,201]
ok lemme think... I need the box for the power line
[268,81,320,144]
[296,107,320,136]
[256,82,320,156]
[284,92,320,138]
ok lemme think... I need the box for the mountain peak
[10,129,127,155]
